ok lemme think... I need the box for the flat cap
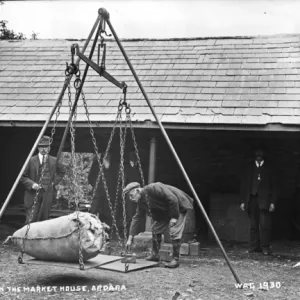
[123,182,141,194]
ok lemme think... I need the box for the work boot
[146,234,161,262]
[165,239,180,268]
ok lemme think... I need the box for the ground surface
[0,224,300,300]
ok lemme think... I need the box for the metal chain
[76,77,133,267]
[120,112,130,273]
[118,98,130,273]
[112,95,129,222]
[67,82,74,213]
[98,110,124,249]
[18,76,67,264]
[128,116,145,187]
[72,79,84,271]
[119,112,128,242]
[80,88,124,249]
[89,109,120,204]
[127,110,160,253]
[18,156,48,264]
[113,167,122,219]
[49,78,65,146]
[112,116,128,223]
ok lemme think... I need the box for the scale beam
[73,44,126,90]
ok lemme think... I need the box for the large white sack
[10,212,108,262]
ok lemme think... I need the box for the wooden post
[145,136,157,231]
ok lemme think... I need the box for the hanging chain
[113,167,122,220]
[112,118,128,227]
[117,91,130,273]
[119,110,128,243]
[18,76,66,264]
[89,112,119,203]
[127,108,160,254]
[67,81,74,213]
[112,88,129,223]
[88,81,123,204]
[69,63,134,269]
[120,112,130,273]
[18,156,48,264]
[72,76,84,271]
[49,79,65,146]
[117,88,131,273]
[80,84,124,249]
[128,117,145,187]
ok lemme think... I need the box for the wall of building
[154,130,300,242]
[0,126,150,229]
[1,126,300,243]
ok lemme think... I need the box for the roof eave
[1,121,300,132]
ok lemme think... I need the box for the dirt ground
[0,224,300,300]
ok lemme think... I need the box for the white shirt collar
[38,153,48,164]
[255,160,264,167]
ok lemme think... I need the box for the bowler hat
[38,135,51,147]
[123,182,141,194]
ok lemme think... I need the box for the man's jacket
[129,182,194,236]
[20,154,65,209]
[240,161,277,210]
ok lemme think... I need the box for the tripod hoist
[17,11,149,274]
[0,8,243,283]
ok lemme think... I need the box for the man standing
[20,135,65,223]
[240,148,277,255]
[124,182,194,268]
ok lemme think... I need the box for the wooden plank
[23,254,122,270]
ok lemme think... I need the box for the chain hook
[18,254,23,264]
[100,33,105,46]
[125,104,131,115]
[74,77,82,90]
[123,84,127,100]
[99,21,112,42]
[125,262,129,273]
[71,44,76,65]
[118,104,123,112]
[65,62,79,77]
[65,44,80,76]
[121,85,131,114]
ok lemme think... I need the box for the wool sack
[10,212,108,262]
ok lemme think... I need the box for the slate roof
[0,35,300,129]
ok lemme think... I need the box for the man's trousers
[248,195,271,250]
[151,212,187,240]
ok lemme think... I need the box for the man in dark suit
[20,135,65,223]
[240,148,276,255]
[124,181,194,268]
